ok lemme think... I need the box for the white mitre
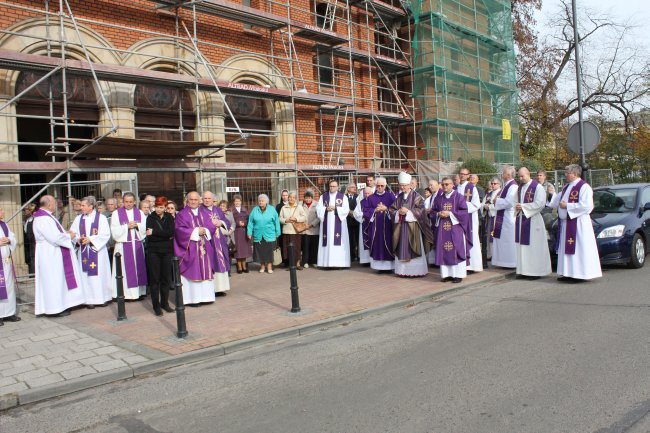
[398,171,412,185]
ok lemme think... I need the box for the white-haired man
[548,164,602,281]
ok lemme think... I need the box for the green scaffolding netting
[412,0,519,163]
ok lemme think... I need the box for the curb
[3,271,511,410]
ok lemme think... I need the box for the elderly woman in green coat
[247,194,281,273]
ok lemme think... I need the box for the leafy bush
[460,158,497,176]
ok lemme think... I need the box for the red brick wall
[1,0,403,167]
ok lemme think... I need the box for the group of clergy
[1,163,603,324]
[480,163,601,282]
[326,164,602,285]
[21,190,233,319]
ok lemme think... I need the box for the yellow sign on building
[502,119,511,140]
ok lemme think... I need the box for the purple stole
[33,209,78,290]
[433,191,468,265]
[557,179,587,255]
[0,221,14,300]
[492,180,516,239]
[202,206,229,273]
[322,192,344,247]
[515,180,539,246]
[79,211,100,276]
[359,198,370,250]
[461,183,475,248]
[117,207,148,287]
[192,209,220,277]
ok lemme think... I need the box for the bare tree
[518,0,650,164]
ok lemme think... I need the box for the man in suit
[346,183,359,262]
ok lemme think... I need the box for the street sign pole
[571,0,587,177]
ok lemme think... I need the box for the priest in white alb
[0,207,21,325]
[33,195,85,316]
[491,165,518,268]
[70,196,112,307]
[354,186,372,265]
[548,164,602,281]
[111,192,148,300]
[316,179,351,268]
[456,168,483,272]
[514,167,551,279]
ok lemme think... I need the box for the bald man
[33,195,84,316]
[515,167,551,278]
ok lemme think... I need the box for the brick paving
[1,264,508,405]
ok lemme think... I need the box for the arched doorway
[134,82,196,204]
[224,94,273,208]
[15,71,99,202]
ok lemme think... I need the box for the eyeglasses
[460,173,469,176]
[490,182,499,185]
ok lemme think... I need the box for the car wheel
[628,233,646,269]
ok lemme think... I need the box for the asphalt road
[3,266,650,433]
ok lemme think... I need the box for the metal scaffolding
[0,0,417,197]
[412,0,519,164]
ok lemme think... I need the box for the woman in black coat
[146,196,175,316]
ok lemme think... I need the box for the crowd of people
[0,164,602,324]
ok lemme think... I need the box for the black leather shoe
[86,304,96,309]
[243,268,249,273]
[215,292,227,297]
[237,269,243,274]
[441,277,452,282]
[55,310,71,317]
[5,315,21,322]
[557,276,571,282]
[154,309,163,316]
[451,278,462,283]
[162,305,174,313]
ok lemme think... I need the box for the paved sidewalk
[1,264,509,410]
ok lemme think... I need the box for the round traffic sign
[568,121,600,155]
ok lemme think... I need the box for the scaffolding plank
[151,0,287,29]
[320,105,410,123]
[0,50,352,106]
[330,46,410,71]
[349,0,407,20]
[291,23,347,46]
[0,160,296,174]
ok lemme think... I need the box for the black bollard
[172,257,188,338]
[287,241,301,313]
[114,253,127,321]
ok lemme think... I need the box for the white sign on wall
[226,187,240,193]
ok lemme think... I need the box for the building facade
[0,0,517,272]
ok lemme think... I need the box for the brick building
[0,0,518,273]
